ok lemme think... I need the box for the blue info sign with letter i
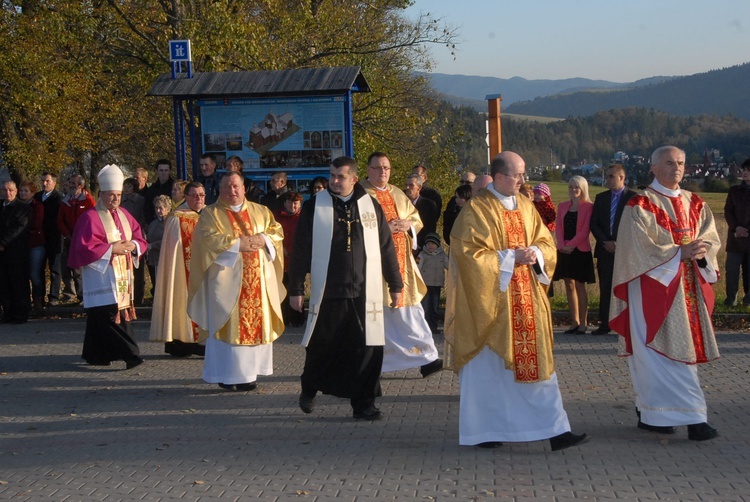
[169,40,192,62]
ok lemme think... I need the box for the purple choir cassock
[69,202,148,368]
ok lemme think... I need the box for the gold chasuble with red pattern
[360,180,426,307]
[177,213,201,341]
[187,199,285,346]
[445,191,557,382]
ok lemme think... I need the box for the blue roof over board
[147,66,370,98]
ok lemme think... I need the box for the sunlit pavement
[1,316,748,501]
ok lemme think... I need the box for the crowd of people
[0,144,731,447]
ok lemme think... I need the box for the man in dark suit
[412,165,442,216]
[590,164,636,335]
[0,180,32,323]
[404,174,438,252]
[34,172,64,304]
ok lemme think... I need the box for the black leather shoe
[638,421,676,434]
[420,358,443,378]
[218,383,236,391]
[477,441,502,448]
[125,358,144,370]
[563,325,580,334]
[688,422,719,441]
[236,382,257,391]
[591,327,611,335]
[299,393,315,414]
[550,432,589,451]
[353,406,382,421]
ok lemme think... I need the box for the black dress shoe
[353,406,382,421]
[85,360,112,366]
[638,421,676,434]
[218,383,237,391]
[688,422,719,441]
[476,441,502,449]
[420,358,444,378]
[125,358,144,370]
[563,325,580,334]
[299,393,315,414]
[591,327,611,335]
[236,382,257,391]
[550,432,589,451]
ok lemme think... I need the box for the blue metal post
[345,90,354,157]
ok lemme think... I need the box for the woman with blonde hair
[553,176,595,334]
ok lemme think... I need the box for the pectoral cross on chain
[337,207,360,252]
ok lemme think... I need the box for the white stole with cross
[301,190,385,347]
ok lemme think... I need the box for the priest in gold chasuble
[150,182,207,357]
[610,146,720,441]
[361,152,442,377]
[446,152,588,451]
[188,172,285,391]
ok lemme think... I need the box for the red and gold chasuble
[372,190,407,308]
[501,210,540,382]
[177,214,201,342]
[227,209,264,345]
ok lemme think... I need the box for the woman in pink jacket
[553,175,595,334]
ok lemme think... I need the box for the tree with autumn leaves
[0,0,461,196]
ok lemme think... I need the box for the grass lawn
[530,180,744,315]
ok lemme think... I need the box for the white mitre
[98,164,125,191]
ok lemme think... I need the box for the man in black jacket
[289,156,403,421]
[143,159,174,223]
[34,172,64,304]
[404,174,438,252]
[0,180,32,323]
[723,158,750,306]
[590,164,637,335]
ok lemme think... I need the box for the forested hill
[504,63,750,120]
[499,108,750,168]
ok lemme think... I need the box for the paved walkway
[1,316,749,501]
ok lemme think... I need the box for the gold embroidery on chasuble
[502,210,540,382]
[373,190,407,308]
[178,214,201,342]
[669,195,707,362]
[227,210,264,345]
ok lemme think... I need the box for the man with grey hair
[404,173,438,252]
[0,180,31,324]
[611,145,721,441]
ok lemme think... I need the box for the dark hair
[155,158,172,170]
[490,155,509,177]
[331,156,358,176]
[742,158,750,170]
[185,181,204,195]
[123,177,138,190]
[311,176,328,190]
[367,151,389,165]
[41,172,57,180]
[200,153,217,163]
[281,190,303,203]
[455,184,472,200]
[221,171,244,184]
[608,163,627,176]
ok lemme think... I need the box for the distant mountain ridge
[422,63,750,121]
[421,72,673,109]
[504,63,750,120]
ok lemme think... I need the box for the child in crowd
[418,232,449,334]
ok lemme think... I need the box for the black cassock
[289,184,402,410]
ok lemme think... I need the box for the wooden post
[486,94,502,160]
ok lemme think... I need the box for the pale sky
[405,0,750,82]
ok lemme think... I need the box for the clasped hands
[680,239,708,261]
[111,240,136,255]
[239,234,266,252]
[514,246,538,266]
[388,219,410,234]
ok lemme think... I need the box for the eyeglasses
[500,172,528,182]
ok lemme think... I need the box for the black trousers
[596,251,615,329]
